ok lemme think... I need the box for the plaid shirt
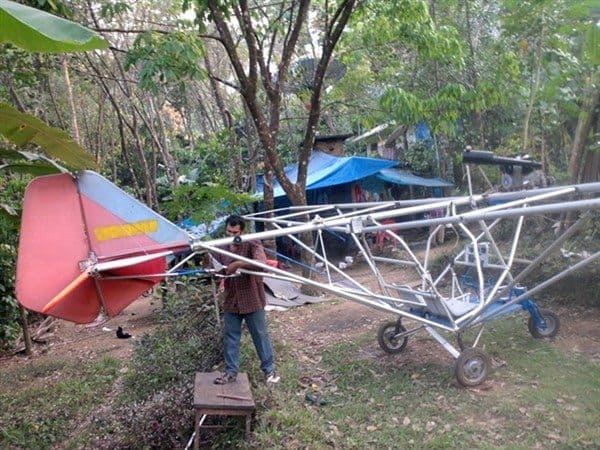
[213,240,267,314]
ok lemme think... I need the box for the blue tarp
[415,121,433,142]
[179,216,226,239]
[377,168,453,188]
[256,151,397,198]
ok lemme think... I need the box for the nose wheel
[377,320,408,354]
[528,309,560,338]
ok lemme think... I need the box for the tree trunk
[205,0,356,295]
[129,113,157,207]
[19,305,32,356]
[244,105,259,193]
[581,146,599,182]
[94,90,106,164]
[116,114,142,199]
[523,20,545,153]
[62,55,81,145]
[262,164,275,219]
[568,84,599,183]
[204,49,243,190]
[464,0,485,148]
[147,95,178,186]
[179,95,196,150]
[45,74,66,129]
[562,80,598,228]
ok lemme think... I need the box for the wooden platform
[193,372,255,449]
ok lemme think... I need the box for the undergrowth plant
[0,177,26,350]
[519,213,600,307]
[81,281,223,449]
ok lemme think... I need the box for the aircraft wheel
[455,347,490,387]
[528,309,560,339]
[377,320,408,354]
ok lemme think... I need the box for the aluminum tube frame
[467,251,600,328]
[193,186,600,251]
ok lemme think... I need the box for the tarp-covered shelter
[255,151,453,260]
[255,151,453,206]
[255,150,398,205]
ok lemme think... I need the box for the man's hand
[225,261,242,275]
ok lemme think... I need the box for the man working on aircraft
[210,215,279,385]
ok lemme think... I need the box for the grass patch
[483,318,600,448]
[239,315,600,450]
[1,288,597,448]
[0,356,120,449]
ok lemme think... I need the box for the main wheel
[377,320,408,354]
[455,347,490,387]
[528,309,560,338]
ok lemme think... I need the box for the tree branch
[297,0,356,189]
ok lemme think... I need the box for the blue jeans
[223,310,275,376]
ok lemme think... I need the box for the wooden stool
[193,372,256,449]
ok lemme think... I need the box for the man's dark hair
[225,214,246,231]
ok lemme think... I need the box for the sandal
[213,372,237,385]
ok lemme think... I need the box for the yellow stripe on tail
[93,219,158,241]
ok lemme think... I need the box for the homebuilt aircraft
[16,151,600,386]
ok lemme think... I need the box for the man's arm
[225,242,267,275]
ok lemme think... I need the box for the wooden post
[19,305,32,355]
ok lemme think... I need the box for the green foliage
[125,31,207,92]
[80,285,222,448]
[339,0,473,140]
[0,176,25,349]
[0,0,105,172]
[162,182,256,225]
[160,129,256,223]
[0,102,95,169]
[99,0,131,21]
[498,0,598,160]
[0,241,19,348]
[0,0,108,52]
[520,215,600,307]
[380,88,424,127]
[188,0,239,30]
[0,161,60,176]
[403,141,436,175]
[122,284,222,402]
[0,45,38,96]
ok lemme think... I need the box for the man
[211,215,279,385]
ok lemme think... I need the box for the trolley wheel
[455,347,490,387]
[377,320,408,354]
[528,309,560,339]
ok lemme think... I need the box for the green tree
[500,0,598,180]
[0,0,107,352]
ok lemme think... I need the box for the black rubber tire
[528,309,560,339]
[455,347,490,387]
[377,320,408,354]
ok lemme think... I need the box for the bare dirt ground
[2,262,599,371]
[270,297,600,367]
[0,295,160,369]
